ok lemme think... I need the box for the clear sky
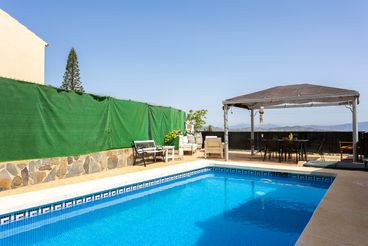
[1,0,367,127]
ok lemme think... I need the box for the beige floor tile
[303,205,368,245]
[297,234,355,246]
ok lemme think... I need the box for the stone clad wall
[0,148,134,191]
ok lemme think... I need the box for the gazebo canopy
[223,84,359,109]
[222,83,360,162]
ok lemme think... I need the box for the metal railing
[201,131,367,155]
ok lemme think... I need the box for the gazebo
[223,84,360,162]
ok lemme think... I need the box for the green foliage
[61,47,84,93]
[187,109,208,132]
[207,125,213,132]
[164,129,181,145]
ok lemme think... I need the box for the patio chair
[179,135,197,155]
[187,134,196,145]
[133,140,165,167]
[204,137,223,159]
[339,141,353,161]
[194,133,203,149]
[262,139,282,162]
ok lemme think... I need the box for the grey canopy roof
[223,83,359,109]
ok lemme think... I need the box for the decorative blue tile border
[0,168,211,226]
[210,167,335,183]
[0,166,334,226]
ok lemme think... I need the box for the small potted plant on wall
[164,129,181,150]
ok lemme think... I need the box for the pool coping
[0,160,366,245]
[0,160,334,216]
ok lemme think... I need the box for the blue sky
[1,0,367,127]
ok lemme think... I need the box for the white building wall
[0,9,47,84]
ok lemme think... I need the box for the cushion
[181,136,188,144]
[303,161,338,168]
[187,135,195,144]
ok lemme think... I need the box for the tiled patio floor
[0,150,367,245]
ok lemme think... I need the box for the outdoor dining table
[262,139,309,163]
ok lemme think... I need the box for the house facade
[0,9,47,84]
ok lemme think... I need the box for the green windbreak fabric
[169,108,186,134]
[180,111,186,133]
[0,77,186,162]
[0,77,110,161]
[148,106,171,145]
[110,99,149,148]
[148,106,185,146]
[36,86,110,158]
[0,78,41,161]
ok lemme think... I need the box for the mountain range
[205,122,368,132]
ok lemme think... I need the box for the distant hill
[202,121,368,132]
[304,122,368,131]
[230,123,279,129]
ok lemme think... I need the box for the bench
[133,140,165,167]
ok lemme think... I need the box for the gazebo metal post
[352,98,358,162]
[250,109,255,155]
[224,105,229,161]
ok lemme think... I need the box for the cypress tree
[61,47,84,92]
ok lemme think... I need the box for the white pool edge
[0,160,335,215]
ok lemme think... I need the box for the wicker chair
[204,137,223,159]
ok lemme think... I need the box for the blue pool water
[0,168,332,245]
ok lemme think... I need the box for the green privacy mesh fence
[148,106,186,146]
[0,77,185,162]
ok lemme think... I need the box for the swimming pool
[0,166,333,245]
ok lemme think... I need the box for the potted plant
[164,129,181,150]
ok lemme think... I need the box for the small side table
[162,146,175,162]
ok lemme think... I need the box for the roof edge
[224,92,359,105]
[0,9,48,46]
